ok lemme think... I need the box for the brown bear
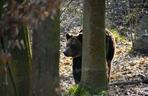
[64,29,115,84]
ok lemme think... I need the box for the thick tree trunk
[31,7,60,96]
[81,0,108,89]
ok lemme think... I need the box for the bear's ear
[66,33,72,39]
[77,33,82,41]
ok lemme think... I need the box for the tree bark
[81,0,108,89]
[31,5,60,96]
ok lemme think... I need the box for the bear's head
[64,33,82,58]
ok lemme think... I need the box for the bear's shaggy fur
[64,29,115,84]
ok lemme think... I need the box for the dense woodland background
[0,0,148,96]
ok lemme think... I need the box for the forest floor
[59,33,148,96]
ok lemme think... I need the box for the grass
[110,29,127,43]
[64,85,107,96]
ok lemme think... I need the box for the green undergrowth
[110,29,127,43]
[64,85,107,96]
[110,28,133,55]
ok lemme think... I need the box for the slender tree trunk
[11,0,32,95]
[81,0,108,89]
[11,26,32,96]
[31,4,60,96]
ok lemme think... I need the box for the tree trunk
[11,26,32,96]
[31,5,60,96]
[0,0,32,96]
[11,0,32,95]
[81,0,108,89]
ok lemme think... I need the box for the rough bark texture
[81,0,108,89]
[32,9,60,96]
